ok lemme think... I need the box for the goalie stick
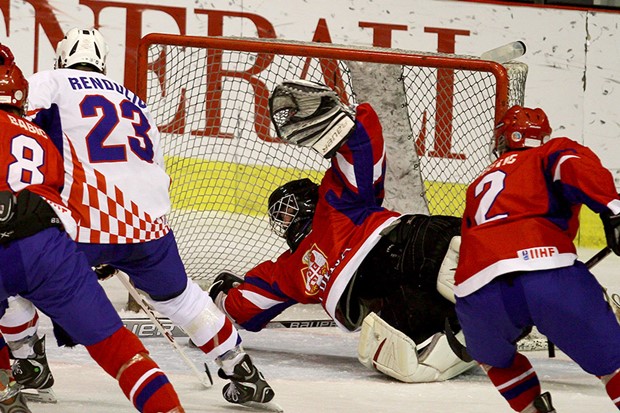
[123,317,337,338]
[115,272,213,388]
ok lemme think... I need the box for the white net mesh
[138,36,527,286]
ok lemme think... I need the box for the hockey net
[136,34,551,351]
[137,34,527,287]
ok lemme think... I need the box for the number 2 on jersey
[82,95,154,163]
[473,170,508,225]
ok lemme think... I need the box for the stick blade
[204,362,214,386]
[444,318,474,363]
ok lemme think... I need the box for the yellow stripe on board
[165,156,324,216]
[425,181,467,217]
[165,157,605,249]
[577,208,605,249]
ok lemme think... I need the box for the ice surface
[30,247,620,412]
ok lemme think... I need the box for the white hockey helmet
[55,28,109,74]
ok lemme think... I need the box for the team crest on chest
[301,244,329,296]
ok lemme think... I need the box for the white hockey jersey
[27,69,171,243]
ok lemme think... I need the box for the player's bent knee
[148,281,230,347]
[147,280,210,324]
[0,296,38,346]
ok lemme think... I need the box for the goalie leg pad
[358,312,419,382]
[358,312,476,383]
[417,329,477,381]
[436,236,460,304]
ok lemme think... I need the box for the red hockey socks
[601,368,620,410]
[0,337,11,371]
[86,327,183,413]
[483,352,541,412]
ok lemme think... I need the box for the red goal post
[136,34,526,286]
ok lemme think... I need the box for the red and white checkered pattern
[73,169,170,243]
[27,69,174,245]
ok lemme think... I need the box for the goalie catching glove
[268,80,356,159]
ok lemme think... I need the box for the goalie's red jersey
[454,137,620,297]
[223,103,401,331]
[0,110,76,236]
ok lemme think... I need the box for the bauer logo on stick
[268,79,356,158]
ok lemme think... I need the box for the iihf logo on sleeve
[518,246,558,261]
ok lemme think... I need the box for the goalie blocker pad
[357,312,475,383]
[312,112,355,159]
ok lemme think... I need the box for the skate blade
[22,388,57,404]
[238,400,284,412]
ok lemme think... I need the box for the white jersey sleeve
[27,69,172,244]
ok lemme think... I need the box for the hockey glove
[269,80,356,159]
[602,211,620,256]
[93,264,118,281]
[0,189,61,244]
[208,272,244,310]
[0,191,17,241]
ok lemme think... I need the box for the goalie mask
[55,28,109,74]
[269,80,356,159]
[268,178,319,252]
[494,105,551,157]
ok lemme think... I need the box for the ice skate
[0,369,30,413]
[216,348,282,412]
[533,392,556,413]
[0,392,31,413]
[11,336,56,404]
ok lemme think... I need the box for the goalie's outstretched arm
[209,267,299,332]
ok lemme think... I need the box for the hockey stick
[586,246,620,321]
[123,317,336,338]
[547,246,614,357]
[445,318,473,362]
[585,246,612,269]
[265,319,336,329]
[115,272,213,388]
